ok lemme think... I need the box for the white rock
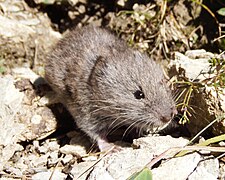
[152,153,201,180]
[71,148,153,179]
[71,161,95,180]
[31,115,42,124]
[48,151,59,166]
[82,155,98,162]
[12,67,40,84]
[171,51,212,81]
[60,144,87,156]
[62,154,73,164]
[3,166,23,176]
[0,72,58,144]
[0,16,34,39]
[38,146,48,154]
[32,154,49,168]
[133,135,189,154]
[1,143,23,161]
[32,170,67,180]
[88,160,115,180]
[188,157,219,180]
[71,135,191,179]
[0,75,25,146]
[48,141,60,151]
[185,49,214,59]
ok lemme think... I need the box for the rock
[70,135,221,179]
[185,49,214,59]
[169,50,225,135]
[32,170,67,180]
[12,67,41,84]
[87,161,115,180]
[152,153,201,180]
[3,165,23,176]
[48,141,60,152]
[0,75,25,170]
[71,135,189,179]
[14,156,29,172]
[70,161,95,180]
[60,144,87,157]
[71,148,153,180]
[0,69,58,172]
[11,67,57,141]
[62,154,73,164]
[133,135,189,154]
[0,75,24,146]
[0,0,61,73]
[0,144,24,171]
[48,151,59,167]
[189,157,219,180]
[171,50,214,81]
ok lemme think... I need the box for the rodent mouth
[146,120,171,133]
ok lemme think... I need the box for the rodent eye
[134,89,145,99]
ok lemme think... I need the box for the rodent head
[89,50,177,133]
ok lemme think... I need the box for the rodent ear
[88,56,107,86]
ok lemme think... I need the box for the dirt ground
[1,0,225,179]
[0,0,222,75]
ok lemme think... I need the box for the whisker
[68,99,140,113]
[139,120,152,137]
[122,119,140,138]
[108,115,127,129]
[89,106,135,115]
[107,117,134,136]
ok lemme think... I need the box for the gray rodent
[45,25,177,151]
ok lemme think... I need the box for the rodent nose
[161,116,171,123]
[161,107,177,123]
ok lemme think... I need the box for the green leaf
[217,8,225,16]
[128,168,152,180]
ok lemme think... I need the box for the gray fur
[45,25,176,142]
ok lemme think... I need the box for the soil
[0,0,223,76]
[1,0,225,179]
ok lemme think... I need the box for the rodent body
[45,25,176,151]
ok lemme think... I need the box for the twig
[146,145,225,169]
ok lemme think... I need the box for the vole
[45,25,177,151]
